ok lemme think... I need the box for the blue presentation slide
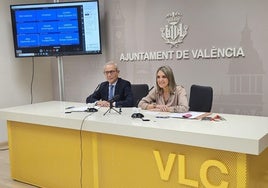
[38,22,58,33]
[16,7,79,47]
[17,23,38,34]
[36,9,57,21]
[39,34,59,46]
[15,10,36,22]
[58,21,78,33]
[17,34,39,47]
[59,33,79,45]
[57,8,78,20]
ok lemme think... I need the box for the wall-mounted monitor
[10,0,101,57]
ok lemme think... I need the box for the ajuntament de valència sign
[120,47,245,62]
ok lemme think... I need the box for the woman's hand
[155,105,169,112]
[147,104,169,112]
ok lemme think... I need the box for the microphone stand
[103,100,121,116]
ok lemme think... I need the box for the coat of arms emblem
[160,12,188,48]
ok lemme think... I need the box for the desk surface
[0,101,268,155]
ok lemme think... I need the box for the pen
[65,106,75,110]
[156,116,169,118]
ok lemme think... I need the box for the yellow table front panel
[7,121,268,188]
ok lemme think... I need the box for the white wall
[0,0,53,142]
[58,0,268,117]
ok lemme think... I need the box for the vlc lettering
[153,150,229,188]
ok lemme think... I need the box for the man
[86,61,133,107]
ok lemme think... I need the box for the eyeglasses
[104,70,116,75]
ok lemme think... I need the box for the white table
[1,101,268,188]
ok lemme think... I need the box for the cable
[79,112,94,188]
[30,57,35,104]
[0,148,9,151]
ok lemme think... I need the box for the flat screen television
[10,0,101,57]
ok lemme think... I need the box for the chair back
[189,84,213,112]
[131,84,149,107]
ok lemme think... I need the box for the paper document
[169,111,206,119]
[68,106,88,112]
[65,105,100,112]
[147,111,206,119]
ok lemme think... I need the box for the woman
[138,66,189,113]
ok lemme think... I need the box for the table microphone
[86,107,98,112]
[148,86,154,92]
[109,95,120,107]
[103,95,121,115]
[132,84,150,118]
[93,84,101,92]
[86,100,99,113]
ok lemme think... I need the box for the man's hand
[96,100,110,107]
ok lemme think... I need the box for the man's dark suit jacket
[86,78,133,107]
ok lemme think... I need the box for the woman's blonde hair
[156,66,177,93]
